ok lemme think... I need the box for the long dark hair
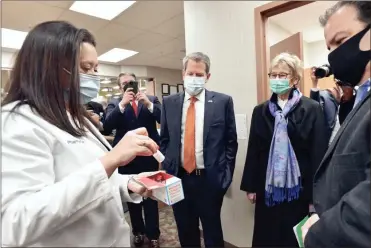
[2,21,96,137]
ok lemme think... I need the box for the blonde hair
[270,52,303,83]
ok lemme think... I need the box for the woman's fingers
[132,127,148,136]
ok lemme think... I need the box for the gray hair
[182,52,211,74]
[319,1,371,27]
[270,52,303,83]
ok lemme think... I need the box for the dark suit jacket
[160,90,238,193]
[305,92,370,247]
[310,89,339,144]
[104,96,161,174]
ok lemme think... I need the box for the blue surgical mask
[184,76,206,96]
[269,79,291,95]
[64,72,100,104]
[79,73,100,104]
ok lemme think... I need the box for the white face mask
[184,76,206,96]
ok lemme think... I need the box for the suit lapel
[137,101,144,118]
[316,92,370,174]
[173,93,185,147]
[203,90,215,143]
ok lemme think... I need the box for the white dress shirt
[277,97,288,110]
[119,100,153,114]
[181,90,205,169]
[1,101,141,247]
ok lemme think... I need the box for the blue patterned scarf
[265,89,302,206]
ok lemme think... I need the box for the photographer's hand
[136,92,151,108]
[310,67,319,88]
[120,88,135,108]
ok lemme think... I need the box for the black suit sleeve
[151,96,161,124]
[159,97,169,159]
[308,104,328,203]
[103,101,122,134]
[224,96,238,189]
[305,166,371,248]
[240,106,259,193]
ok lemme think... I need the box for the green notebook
[293,216,309,248]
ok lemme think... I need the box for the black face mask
[328,25,370,87]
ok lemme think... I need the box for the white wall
[147,66,182,101]
[305,40,329,67]
[184,1,272,246]
[266,20,328,68]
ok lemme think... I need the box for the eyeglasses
[268,72,289,79]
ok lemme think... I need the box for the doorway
[254,1,337,102]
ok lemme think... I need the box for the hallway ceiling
[1,1,185,70]
[1,1,338,70]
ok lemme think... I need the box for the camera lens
[314,65,332,79]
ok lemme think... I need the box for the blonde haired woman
[240,53,328,247]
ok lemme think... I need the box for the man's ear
[206,73,211,80]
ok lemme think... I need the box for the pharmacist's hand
[128,179,153,198]
[247,193,256,204]
[100,128,158,176]
[301,214,319,244]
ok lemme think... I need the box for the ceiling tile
[149,56,182,70]
[147,38,185,56]
[152,14,185,38]
[94,23,144,47]
[37,1,73,9]
[119,32,173,53]
[119,52,158,66]
[114,1,183,30]
[166,51,186,60]
[58,10,109,32]
[2,1,65,31]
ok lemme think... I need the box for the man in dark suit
[303,2,370,247]
[160,52,238,247]
[309,69,356,143]
[104,73,161,248]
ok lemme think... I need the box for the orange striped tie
[184,97,197,173]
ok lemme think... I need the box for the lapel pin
[208,100,213,103]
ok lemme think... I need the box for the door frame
[254,1,315,103]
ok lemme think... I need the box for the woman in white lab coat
[1,21,159,247]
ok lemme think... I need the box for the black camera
[314,64,333,79]
[123,80,139,94]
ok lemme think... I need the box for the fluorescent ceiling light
[98,48,138,63]
[113,85,120,90]
[1,28,28,49]
[69,1,136,20]
[106,93,112,97]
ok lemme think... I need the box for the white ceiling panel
[152,14,185,38]
[2,1,65,31]
[58,10,109,32]
[119,32,173,53]
[114,1,183,30]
